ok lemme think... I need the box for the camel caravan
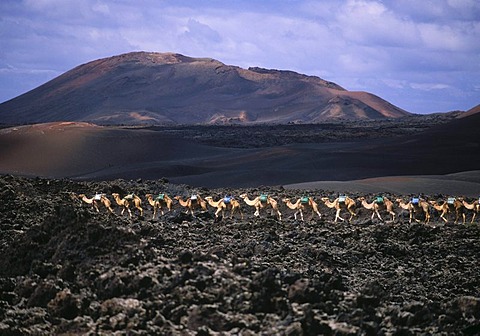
[73,190,480,225]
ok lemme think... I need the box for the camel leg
[214,207,222,218]
[409,210,413,223]
[335,209,345,222]
[423,211,430,224]
[299,209,304,221]
[277,209,282,221]
[254,206,260,217]
[347,207,356,221]
[389,211,396,222]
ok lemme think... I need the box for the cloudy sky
[1,0,479,114]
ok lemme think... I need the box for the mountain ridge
[0,51,411,125]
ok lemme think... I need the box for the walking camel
[282,197,322,221]
[145,193,173,219]
[174,195,208,216]
[358,196,396,222]
[396,198,430,224]
[112,193,143,218]
[320,196,356,222]
[78,193,114,214]
[204,196,243,219]
[239,194,282,220]
[429,198,465,224]
[461,198,479,223]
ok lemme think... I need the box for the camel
[461,198,479,223]
[145,193,173,219]
[320,196,356,222]
[282,197,322,221]
[112,193,143,218]
[396,198,430,224]
[358,196,396,222]
[78,193,114,214]
[204,196,244,219]
[429,198,465,224]
[174,195,208,216]
[282,198,305,221]
[239,194,282,220]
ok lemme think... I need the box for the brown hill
[459,104,480,118]
[0,52,410,125]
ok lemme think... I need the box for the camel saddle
[447,197,456,204]
[301,197,309,204]
[260,195,268,203]
[223,196,232,204]
[156,193,165,200]
[338,195,347,203]
[375,196,384,204]
[411,197,419,204]
[190,195,198,203]
[124,193,135,200]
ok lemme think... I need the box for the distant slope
[0,52,410,125]
[0,111,478,188]
[459,104,480,118]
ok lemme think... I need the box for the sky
[0,0,479,114]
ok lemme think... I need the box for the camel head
[239,194,247,199]
[204,196,213,201]
[282,198,290,203]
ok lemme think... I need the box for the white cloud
[0,0,479,112]
[410,83,451,91]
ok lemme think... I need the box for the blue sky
[1,0,479,114]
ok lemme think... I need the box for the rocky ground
[0,175,479,335]
[144,113,460,148]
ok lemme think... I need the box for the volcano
[0,52,410,125]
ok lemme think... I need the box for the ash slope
[0,175,479,335]
[0,52,410,125]
[0,111,479,190]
